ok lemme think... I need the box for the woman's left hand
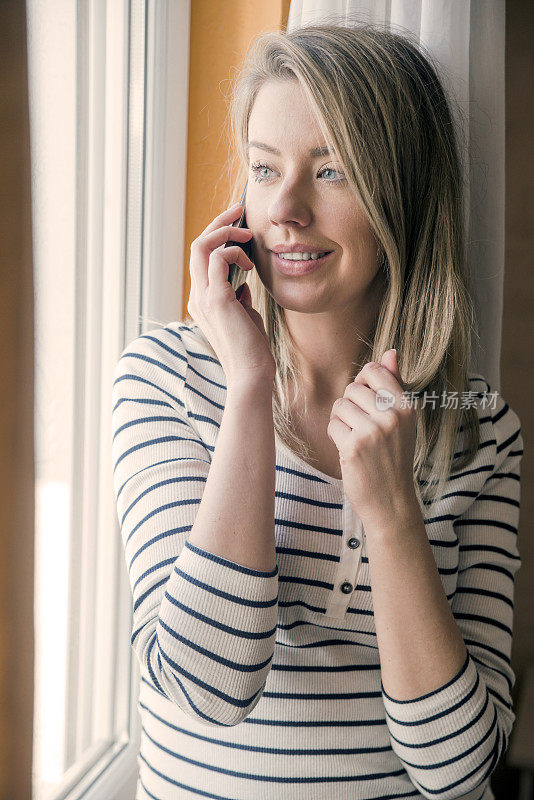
[327,349,419,530]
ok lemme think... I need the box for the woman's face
[245,79,383,314]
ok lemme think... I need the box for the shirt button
[340,581,353,594]
[347,537,360,549]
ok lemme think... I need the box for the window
[29,1,190,797]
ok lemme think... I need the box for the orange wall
[182,0,291,320]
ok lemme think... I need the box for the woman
[111,21,523,800]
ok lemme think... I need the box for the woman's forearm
[364,507,467,701]
[187,374,277,572]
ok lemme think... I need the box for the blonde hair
[184,16,481,508]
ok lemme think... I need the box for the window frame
[32,0,191,797]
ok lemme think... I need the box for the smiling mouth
[271,250,334,275]
[274,251,333,261]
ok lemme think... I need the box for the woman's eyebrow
[246,140,333,158]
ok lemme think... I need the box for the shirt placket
[324,494,365,619]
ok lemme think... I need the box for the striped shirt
[111,321,523,800]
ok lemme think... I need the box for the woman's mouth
[271,250,333,276]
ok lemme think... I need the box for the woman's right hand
[187,202,277,386]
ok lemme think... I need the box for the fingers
[338,384,376,416]
[205,225,253,254]
[351,362,404,403]
[207,246,254,291]
[191,226,253,290]
[330,396,369,429]
[199,202,244,238]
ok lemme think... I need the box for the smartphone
[224,181,253,293]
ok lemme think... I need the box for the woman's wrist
[226,370,276,401]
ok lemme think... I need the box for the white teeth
[277,251,329,261]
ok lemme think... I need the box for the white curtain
[287,0,505,391]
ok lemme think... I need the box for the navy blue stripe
[458,562,514,581]
[383,669,479,726]
[381,652,470,704]
[412,733,498,796]
[276,490,344,508]
[399,705,497,770]
[261,688,383,701]
[114,432,208,475]
[269,660,382,674]
[419,463,493,486]
[487,470,520,482]
[459,544,520,561]
[113,369,184,407]
[139,747,420,799]
[140,725,408,784]
[157,617,273,672]
[275,462,332,485]
[184,540,278,577]
[132,555,175,593]
[145,634,166,696]
[168,667,241,726]
[242,714,387,727]
[276,618,378,638]
[116,457,209,503]
[278,574,333,590]
[275,519,344,536]
[172,565,278,607]
[156,635,268,711]
[121,476,205,528]
[139,699,391,754]
[463,638,511,666]
[487,684,513,710]
[454,585,513,610]
[278,598,374,617]
[476,493,520,508]
[387,689,491,749]
[134,575,167,613]
[276,545,340,561]
[160,596,277,641]
[492,401,509,425]
[128,524,193,571]
[496,426,521,454]
[137,772,163,800]
[455,518,518,535]
[125,498,200,547]
[470,653,513,693]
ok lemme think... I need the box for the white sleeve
[111,328,279,727]
[381,383,523,799]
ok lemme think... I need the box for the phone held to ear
[224,181,253,294]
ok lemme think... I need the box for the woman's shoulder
[112,319,224,403]
[466,371,523,472]
[421,371,523,513]
[169,319,218,357]
[116,319,220,369]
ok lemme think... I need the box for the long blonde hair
[185,17,481,508]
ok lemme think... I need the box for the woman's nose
[268,186,313,227]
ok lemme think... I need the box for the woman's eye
[250,162,275,182]
[319,167,345,182]
[249,161,345,184]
